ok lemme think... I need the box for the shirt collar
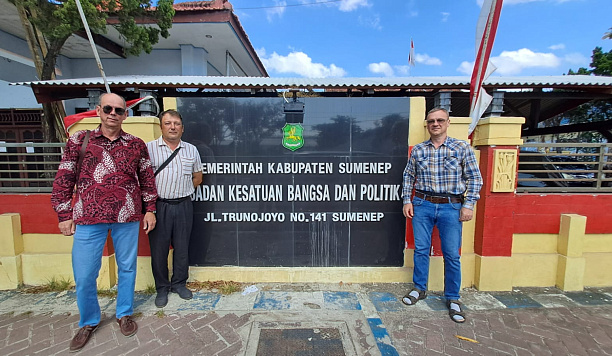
[91,125,129,141]
[156,136,183,148]
[425,136,451,147]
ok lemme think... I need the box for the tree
[9,0,175,142]
[561,46,612,143]
[568,47,612,77]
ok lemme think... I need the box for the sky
[221,0,612,78]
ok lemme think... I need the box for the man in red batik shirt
[52,93,157,352]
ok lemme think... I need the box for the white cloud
[564,52,589,66]
[457,48,561,75]
[441,12,450,22]
[338,0,370,12]
[406,0,418,17]
[259,50,347,78]
[358,14,382,30]
[394,65,410,75]
[478,0,580,5]
[415,53,442,66]
[368,62,395,77]
[266,0,286,22]
[549,43,566,50]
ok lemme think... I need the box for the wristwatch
[150,211,156,214]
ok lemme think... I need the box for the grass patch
[143,284,156,295]
[155,310,165,318]
[97,288,118,298]
[187,280,242,295]
[22,276,73,293]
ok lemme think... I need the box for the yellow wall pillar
[0,213,24,289]
[474,255,513,291]
[556,214,586,291]
[69,116,161,142]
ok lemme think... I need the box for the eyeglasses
[101,105,126,116]
[425,118,447,125]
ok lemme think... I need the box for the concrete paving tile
[177,292,220,311]
[132,293,152,311]
[423,295,447,311]
[369,292,403,312]
[3,286,612,356]
[529,293,575,308]
[254,291,292,310]
[367,317,400,356]
[565,292,612,306]
[214,291,258,310]
[323,291,362,311]
[279,291,325,311]
[460,292,505,311]
[490,293,543,309]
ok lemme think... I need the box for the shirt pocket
[181,156,195,176]
[416,156,430,172]
[444,156,460,171]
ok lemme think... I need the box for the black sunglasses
[102,105,126,116]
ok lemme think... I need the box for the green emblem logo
[282,123,304,151]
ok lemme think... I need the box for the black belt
[414,191,462,204]
[158,196,191,204]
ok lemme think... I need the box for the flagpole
[468,0,503,136]
[74,0,111,94]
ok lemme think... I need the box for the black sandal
[401,288,427,306]
[446,300,466,323]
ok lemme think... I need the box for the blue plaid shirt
[402,136,483,210]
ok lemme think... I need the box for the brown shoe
[69,324,98,352]
[116,315,138,337]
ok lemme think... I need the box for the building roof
[0,0,267,76]
[12,75,612,105]
[13,74,612,92]
[11,74,612,138]
[172,0,233,11]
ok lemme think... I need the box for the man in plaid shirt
[401,107,483,323]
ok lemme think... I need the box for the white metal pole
[74,0,111,93]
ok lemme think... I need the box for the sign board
[179,97,409,267]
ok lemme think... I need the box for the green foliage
[21,276,73,293]
[45,276,73,292]
[567,47,612,77]
[559,45,612,143]
[97,288,118,298]
[11,0,175,60]
[143,284,157,295]
[9,0,175,142]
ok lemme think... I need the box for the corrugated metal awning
[11,74,612,103]
[12,74,612,89]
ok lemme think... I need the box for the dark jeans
[148,198,193,292]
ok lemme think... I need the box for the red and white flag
[468,0,503,135]
[63,96,157,133]
[408,39,415,67]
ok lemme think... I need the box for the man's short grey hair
[426,107,449,118]
[98,93,127,108]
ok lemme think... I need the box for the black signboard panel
[179,97,409,267]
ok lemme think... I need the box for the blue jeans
[411,196,463,300]
[72,222,139,327]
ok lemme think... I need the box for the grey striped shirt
[146,137,202,199]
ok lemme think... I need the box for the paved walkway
[1,283,612,355]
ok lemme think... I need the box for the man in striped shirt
[401,107,483,323]
[147,109,203,308]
